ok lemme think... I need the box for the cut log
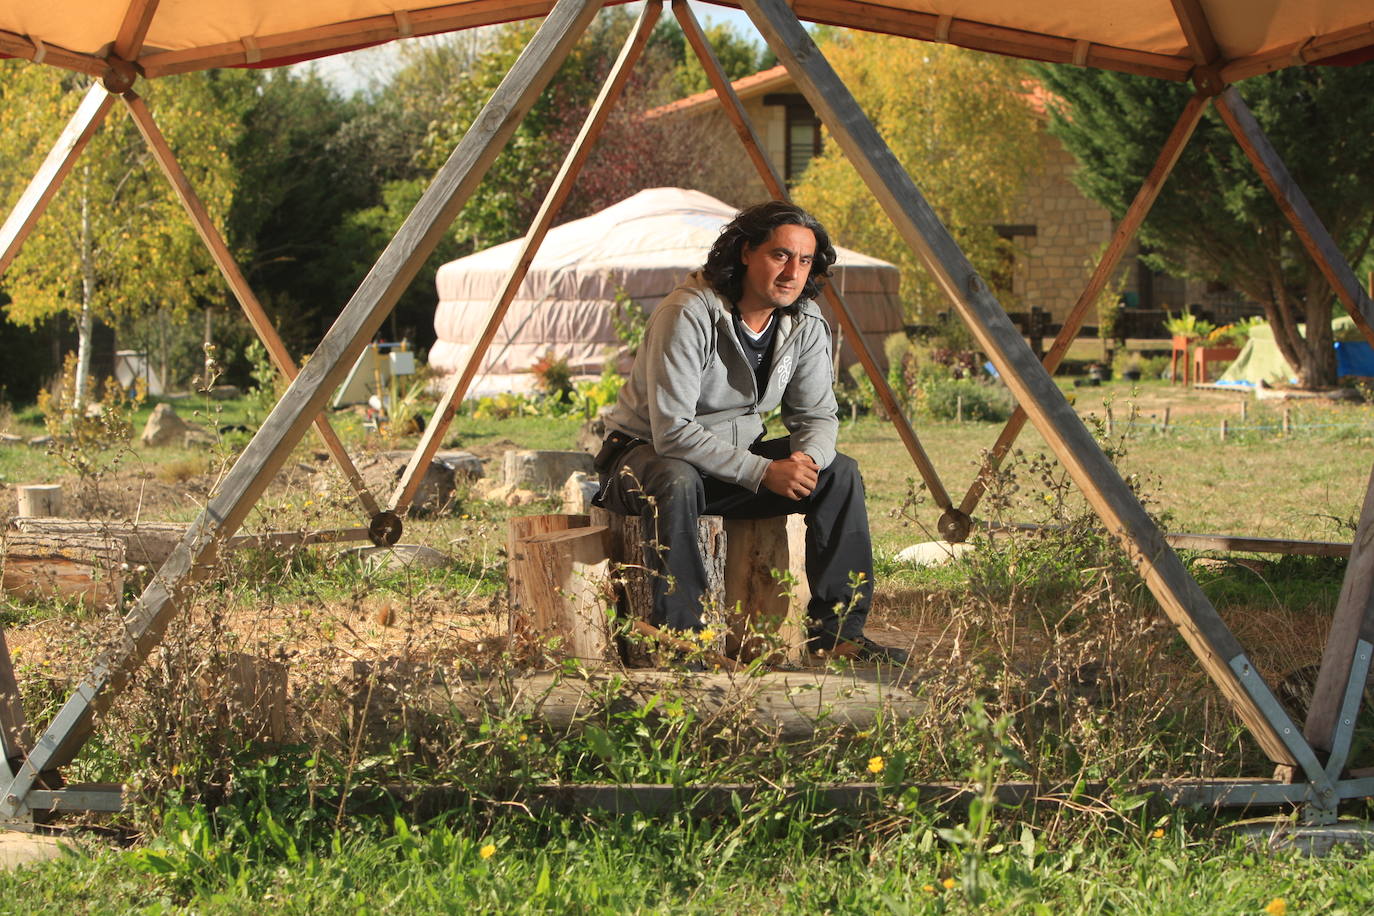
[591,507,727,664]
[723,516,809,664]
[9,518,182,570]
[504,449,595,492]
[508,514,590,651]
[8,518,372,574]
[203,653,288,745]
[15,485,62,519]
[1,533,124,607]
[510,526,614,663]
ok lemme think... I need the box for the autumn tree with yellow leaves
[793,33,1042,322]
[0,63,251,405]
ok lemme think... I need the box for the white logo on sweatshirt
[774,354,793,388]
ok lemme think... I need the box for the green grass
[2,383,1372,912]
[3,802,1370,914]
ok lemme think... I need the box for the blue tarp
[1335,340,1374,377]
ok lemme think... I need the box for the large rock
[895,541,975,567]
[432,450,485,479]
[141,402,191,447]
[562,471,600,514]
[503,449,595,493]
[337,452,457,516]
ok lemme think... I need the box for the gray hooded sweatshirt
[605,271,840,493]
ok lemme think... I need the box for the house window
[765,93,822,183]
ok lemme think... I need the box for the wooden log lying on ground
[354,666,926,744]
[1,532,124,607]
[6,517,374,581]
[9,518,183,570]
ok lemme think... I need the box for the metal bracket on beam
[368,511,403,547]
[937,509,973,543]
[1229,654,1338,822]
[1325,639,1373,780]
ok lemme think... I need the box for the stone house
[647,65,1252,333]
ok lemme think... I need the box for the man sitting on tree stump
[594,200,908,664]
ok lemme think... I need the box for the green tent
[1216,317,1367,387]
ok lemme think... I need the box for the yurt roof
[2,1,1370,84]
[436,187,897,296]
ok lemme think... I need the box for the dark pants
[598,437,873,645]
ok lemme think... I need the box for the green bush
[911,367,1012,421]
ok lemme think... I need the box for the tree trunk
[73,169,95,413]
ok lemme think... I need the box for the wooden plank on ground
[356,667,926,744]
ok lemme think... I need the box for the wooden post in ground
[673,0,964,537]
[742,0,1321,780]
[390,2,659,518]
[0,0,605,822]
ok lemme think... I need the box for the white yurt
[430,188,904,394]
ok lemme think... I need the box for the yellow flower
[1151,827,1165,839]
[518,733,528,743]
[922,884,936,893]
[698,628,717,643]
[942,877,956,890]
[479,843,496,860]
[867,756,885,774]
[1265,899,1286,916]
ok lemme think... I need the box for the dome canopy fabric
[429,187,904,388]
[2,1,1370,84]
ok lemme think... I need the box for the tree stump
[202,653,288,745]
[15,485,62,519]
[508,514,589,652]
[503,449,595,493]
[510,526,615,663]
[591,507,727,665]
[723,516,809,665]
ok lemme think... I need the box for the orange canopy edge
[0,1,1371,86]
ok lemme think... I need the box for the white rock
[562,470,600,514]
[895,541,975,567]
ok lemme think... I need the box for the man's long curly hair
[702,201,836,311]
